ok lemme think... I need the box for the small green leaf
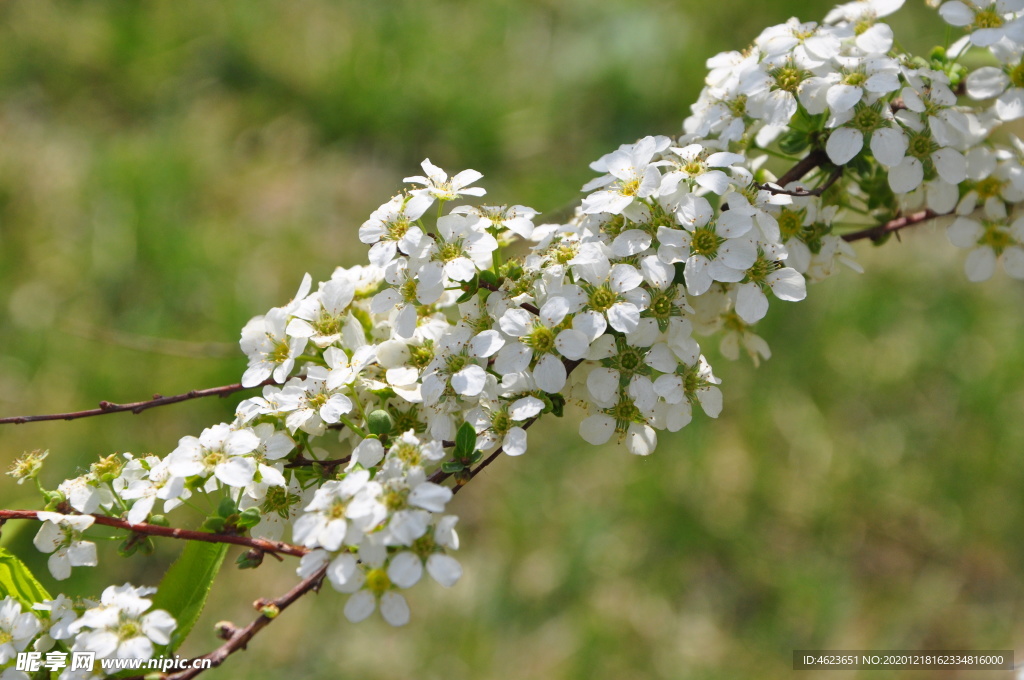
[441,461,465,474]
[0,547,51,608]
[455,422,477,456]
[151,541,228,651]
[216,497,237,518]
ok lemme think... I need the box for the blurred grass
[0,1,1022,679]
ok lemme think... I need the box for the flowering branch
[0,509,309,557]
[122,564,329,680]
[0,381,271,426]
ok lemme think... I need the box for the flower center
[851,103,882,131]
[589,286,617,312]
[620,178,642,196]
[773,66,804,93]
[490,410,511,434]
[974,176,1003,200]
[980,221,1012,254]
[777,208,805,239]
[313,311,343,337]
[691,226,721,258]
[1012,60,1024,89]
[843,71,867,87]
[975,8,1004,29]
[366,568,392,595]
[907,131,936,160]
[202,449,227,469]
[526,325,556,353]
[118,618,143,640]
[269,339,291,364]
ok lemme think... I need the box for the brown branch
[0,509,308,557]
[0,380,274,426]
[284,454,351,469]
[774,149,828,187]
[758,164,843,197]
[841,209,945,243]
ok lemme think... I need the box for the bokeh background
[1,1,1023,679]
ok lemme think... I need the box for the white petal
[579,414,615,446]
[826,84,863,113]
[555,329,590,360]
[344,591,376,623]
[938,1,973,26]
[947,218,983,248]
[825,127,864,165]
[735,282,769,324]
[503,427,528,456]
[215,457,256,488]
[932,148,966,185]
[767,268,807,301]
[533,353,567,393]
[451,364,487,396]
[888,157,923,194]
[587,368,620,404]
[380,592,410,627]
[426,554,463,587]
[625,423,657,456]
[870,127,907,167]
[606,302,640,334]
[964,246,997,281]
[966,67,1010,100]
[387,552,424,589]
[1003,246,1024,278]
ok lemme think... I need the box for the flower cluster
[5,0,1024,675]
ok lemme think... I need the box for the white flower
[358,194,432,268]
[166,423,261,488]
[0,597,41,665]
[120,457,187,525]
[276,367,354,436]
[947,203,1024,280]
[32,512,98,581]
[371,259,445,339]
[286,277,358,348]
[581,136,666,215]
[937,0,1024,46]
[494,297,589,393]
[69,584,176,661]
[404,159,485,203]
[735,253,807,324]
[431,213,500,281]
[292,470,384,551]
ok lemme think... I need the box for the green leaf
[0,547,51,609]
[151,541,228,650]
[441,460,465,474]
[455,422,477,456]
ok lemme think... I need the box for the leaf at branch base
[0,547,51,609]
[151,541,228,651]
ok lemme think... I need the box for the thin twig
[759,164,843,197]
[842,209,944,242]
[0,509,308,557]
[774,149,828,187]
[283,455,351,469]
[0,380,272,425]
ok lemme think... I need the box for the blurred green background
[1,1,1022,679]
